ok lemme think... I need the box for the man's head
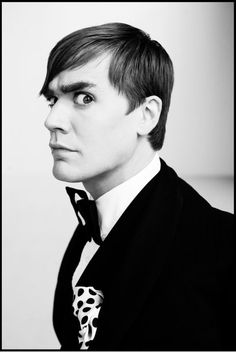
[40,22,174,149]
[40,23,174,196]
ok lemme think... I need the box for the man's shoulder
[160,160,234,267]
[160,158,234,224]
[178,175,234,241]
[179,174,233,218]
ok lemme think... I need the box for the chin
[52,161,94,183]
[52,163,81,183]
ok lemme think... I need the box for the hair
[39,22,174,150]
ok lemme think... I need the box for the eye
[47,96,57,108]
[74,92,94,106]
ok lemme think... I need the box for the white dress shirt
[72,152,161,288]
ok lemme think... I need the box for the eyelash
[47,92,94,108]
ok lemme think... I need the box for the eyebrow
[43,81,97,98]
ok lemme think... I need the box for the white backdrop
[2,2,234,349]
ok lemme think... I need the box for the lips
[49,143,76,152]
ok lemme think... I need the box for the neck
[83,143,157,199]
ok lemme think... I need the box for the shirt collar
[95,153,161,241]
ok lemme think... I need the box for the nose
[44,100,71,133]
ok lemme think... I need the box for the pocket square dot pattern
[72,286,104,349]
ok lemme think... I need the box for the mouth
[49,143,76,152]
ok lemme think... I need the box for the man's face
[44,55,141,193]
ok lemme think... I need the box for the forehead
[49,54,112,93]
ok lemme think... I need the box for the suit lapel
[53,224,88,347]
[76,159,184,348]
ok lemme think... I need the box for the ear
[137,96,162,136]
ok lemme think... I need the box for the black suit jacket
[53,158,235,350]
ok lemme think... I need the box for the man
[40,23,235,350]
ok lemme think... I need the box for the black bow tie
[65,187,102,246]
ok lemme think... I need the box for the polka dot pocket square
[72,286,104,349]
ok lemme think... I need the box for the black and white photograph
[2,2,235,350]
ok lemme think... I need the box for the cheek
[73,107,136,151]
[99,116,135,144]
[97,119,137,158]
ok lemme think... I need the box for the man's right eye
[47,96,57,108]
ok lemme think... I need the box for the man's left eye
[74,93,93,105]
